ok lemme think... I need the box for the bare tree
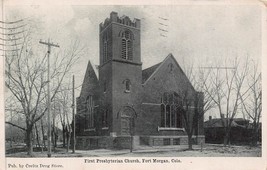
[51,102,60,151]
[203,57,248,146]
[182,62,217,147]
[5,23,83,155]
[5,98,25,148]
[240,60,261,146]
[56,84,73,151]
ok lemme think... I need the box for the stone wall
[139,135,205,146]
[76,136,113,150]
[76,135,205,150]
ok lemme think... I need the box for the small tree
[56,84,74,151]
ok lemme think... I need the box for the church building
[75,12,205,149]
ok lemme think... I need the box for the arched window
[103,31,111,63]
[102,109,108,127]
[170,105,176,127]
[161,104,165,127]
[121,30,133,60]
[168,63,174,73]
[123,79,131,92]
[103,81,107,93]
[166,105,171,127]
[86,95,94,129]
[126,80,130,91]
[160,92,183,128]
[163,92,169,104]
[103,33,108,62]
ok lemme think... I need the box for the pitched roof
[141,53,195,92]
[79,61,99,97]
[204,118,249,128]
[142,62,162,83]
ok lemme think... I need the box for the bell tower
[98,12,142,136]
[99,11,141,66]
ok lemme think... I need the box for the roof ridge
[142,62,162,71]
[79,60,99,97]
[141,53,173,84]
[142,62,162,84]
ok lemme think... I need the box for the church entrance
[121,115,131,136]
[119,106,136,136]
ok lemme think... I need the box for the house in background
[75,12,205,149]
[204,116,260,145]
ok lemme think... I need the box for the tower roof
[79,61,99,97]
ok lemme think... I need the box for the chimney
[209,116,212,121]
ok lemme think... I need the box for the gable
[79,61,99,98]
[142,53,195,92]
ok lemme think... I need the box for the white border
[1,1,267,170]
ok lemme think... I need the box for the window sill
[158,127,185,132]
[122,58,133,61]
[102,127,109,130]
[84,128,96,132]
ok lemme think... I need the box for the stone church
[75,12,205,149]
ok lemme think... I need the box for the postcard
[1,0,266,170]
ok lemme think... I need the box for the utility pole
[10,104,13,148]
[39,39,59,158]
[72,75,76,153]
[52,101,56,152]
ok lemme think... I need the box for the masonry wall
[76,62,101,136]
[136,56,199,137]
[111,61,142,136]
[75,135,205,150]
[98,62,113,136]
[110,23,141,64]
[98,15,142,137]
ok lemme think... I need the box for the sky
[4,3,264,119]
